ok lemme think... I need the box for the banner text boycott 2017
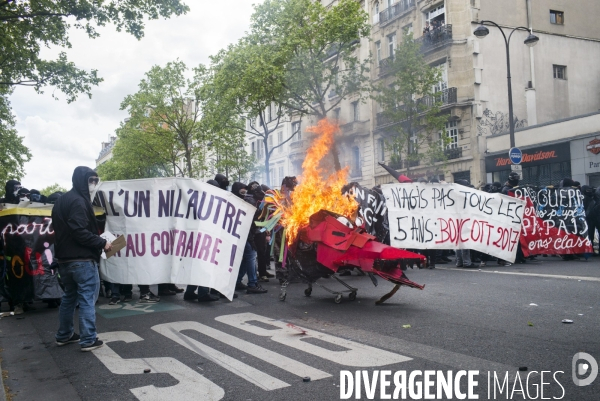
[382,183,525,262]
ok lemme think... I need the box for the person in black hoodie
[214,174,230,191]
[1,180,22,203]
[52,166,110,351]
[232,182,267,294]
[501,172,520,195]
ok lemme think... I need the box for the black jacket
[51,167,106,262]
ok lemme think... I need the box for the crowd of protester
[0,172,275,319]
[1,166,598,349]
[406,172,600,269]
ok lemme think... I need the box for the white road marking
[93,331,224,401]
[216,312,412,367]
[287,317,522,381]
[151,323,289,391]
[153,321,331,383]
[437,267,600,282]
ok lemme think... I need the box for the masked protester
[52,166,109,351]
[29,189,47,203]
[254,183,274,282]
[1,180,22,204]
[214,174,230,191]
[47,191,64,203]
[16,187,31,203]
[232,182,267,294]
[502,172,520,195]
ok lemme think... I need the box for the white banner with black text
[97,177,255,300]
[382,183,526,262]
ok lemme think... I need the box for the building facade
[247,0,600,189]
[96,136,117,166]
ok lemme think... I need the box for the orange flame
[282,119,358,244]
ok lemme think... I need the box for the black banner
[0,207,63,303]
[512,186,592,256]
[343,183,389,243]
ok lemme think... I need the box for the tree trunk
[263,138,270,186]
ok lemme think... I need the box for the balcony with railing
[379,0,416,27]
[378,56,394,77]
[444,146,463,160]
[419,87,458,108]
[415,25,453,53]
[289,139,308,154]
[375,88,458,128]
[405,158,420,168]
[432,147,464,163]
[340,120,369,136]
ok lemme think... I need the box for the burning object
[257,119,425,304]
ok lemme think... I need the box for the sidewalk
[0,313,80,401]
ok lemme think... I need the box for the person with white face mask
[1,180,22,204]
[16,187,30,203]
[88,176,99,201]
[52,166,111,351]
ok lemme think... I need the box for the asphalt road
[1,257,599,401]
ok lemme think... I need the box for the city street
[1,257,598,401]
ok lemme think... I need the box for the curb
[0,358,7,401]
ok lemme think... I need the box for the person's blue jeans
[237,242,258,288]
[55,261,100,347]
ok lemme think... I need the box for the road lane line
[216,312,412,367]
[152,321,330,381]
[436,267,600,282]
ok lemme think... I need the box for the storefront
[485,143,571,187]
[571,135,600,186]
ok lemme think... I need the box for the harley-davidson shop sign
[586,138,600,155]
[485,143,571,172]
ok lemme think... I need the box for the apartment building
[249,0,600,188]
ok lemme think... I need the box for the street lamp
[473,21,539,149]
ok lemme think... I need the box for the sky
[10,1,258,192]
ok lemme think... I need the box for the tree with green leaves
[40,183,68,196]
[96,121,172,181]
[1,0,188,102]
[250,0,370,120]
[207,127,259,183]
[0,0,188,187]
[373,33,450,172]
[0,89,31,189]
[98,60,210,180]
[208,41,291,185]
[243,0,371,171]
